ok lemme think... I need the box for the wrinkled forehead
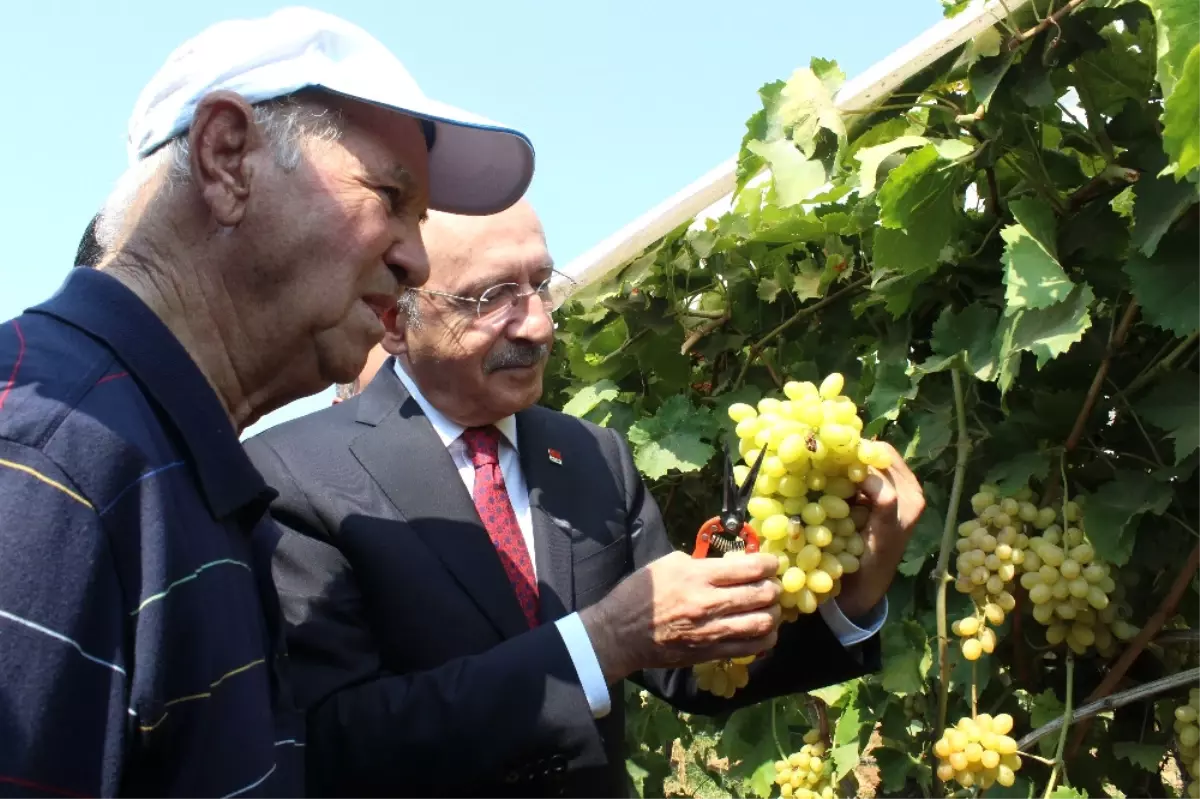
[424,203,551,292]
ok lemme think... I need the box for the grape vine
[545,0,1199,796]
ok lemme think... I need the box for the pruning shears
[693,445,767,558]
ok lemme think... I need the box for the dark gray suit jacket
[244,359,878,797]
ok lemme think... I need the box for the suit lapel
[349,367,530,639]
[517,411,576,619]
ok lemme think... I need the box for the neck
[103,240,263,433]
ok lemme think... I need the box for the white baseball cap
[126,6,534,215]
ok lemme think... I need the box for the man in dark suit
[244,201,925,798]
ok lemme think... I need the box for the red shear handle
[692,518,761,558]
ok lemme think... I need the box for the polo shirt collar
[29,268,271,520]
[391,359,518,452]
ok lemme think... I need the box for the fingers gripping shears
[693,445,768,558]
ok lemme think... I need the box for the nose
[508,291,555,344]
[385,225,430,289]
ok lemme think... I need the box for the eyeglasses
[405,269,578,320]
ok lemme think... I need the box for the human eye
[377,185,405,214]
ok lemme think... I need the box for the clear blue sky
[0,0,940,437]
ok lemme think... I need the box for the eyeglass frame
[401,268,578,320]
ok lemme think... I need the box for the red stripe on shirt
[0,320,26,411]
[0,774,90,798]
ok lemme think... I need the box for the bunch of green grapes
[933,713,1022,790]
[727,373,890,618]
[1174,687,1199,799]
[692,655,753,698]
[773,730,834,799]
[1017,498,1131,654]
[950,484,1041,660]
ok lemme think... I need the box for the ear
[188,91,265,226]
[380,322,408,356]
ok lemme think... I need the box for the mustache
[483,341,550,373]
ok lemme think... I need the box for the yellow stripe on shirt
[0,457,93,509]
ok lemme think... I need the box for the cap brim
[318,83,534,216]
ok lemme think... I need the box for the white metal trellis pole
[562,0,1031,292]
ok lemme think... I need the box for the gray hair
[95,92,344,253]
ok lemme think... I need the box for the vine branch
[1008,0,1090,49]
[1042,654,1074,799]
[1067,542,1200,757]
[1123,331,1199,398]
[735,275,870,386]
[935,368,973,742]
[1065,300,1139,453]
[1018,667,1200,751]
[680,314,730,355]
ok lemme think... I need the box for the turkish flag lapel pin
[548,448,563,465]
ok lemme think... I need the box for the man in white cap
[0,7,532,797]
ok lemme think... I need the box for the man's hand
[837,442,925,618]
[580,551,782,685]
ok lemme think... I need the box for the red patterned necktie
[461,426,540,628]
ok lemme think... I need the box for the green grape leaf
[1112,742,1165,772]
[898,484,945,577]
[904,406,955,466]
[1162,44,1200,177]
[775,63,847,157]
[1002,198,1076,313]
[745,139,828,207]
[927,302,1002,379]
[736,80,786,195]
[756,274,783,303]
[984,451,1053,496]
[866,361,917,423]
[878,144,969,232]
[833,692,865,747]
[1124,230,1200,337]
[853,135,929,194]
[625,760,650,798]
[1083,470,1173,566]
[561,379,620,418]
[791,257,823,301]
[1131,168,1198,257]
[880,620,930,696]
[873,226,952,277]
[746,760,776,798]
[872,746,929,795]
[1136,371,1200,463]
[993,283,1095,394]
[1027,689,1067,758]
[1145,0,1200,98]
[1047,787,1089,799]
[830,742,860,783]
[807,679,856,709]
[626,396,718,479]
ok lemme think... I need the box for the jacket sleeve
[245,435,597,797]
[601,429,881,716]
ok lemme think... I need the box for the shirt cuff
[553,612,611,718]
[819,595,889,647]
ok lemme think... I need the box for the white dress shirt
[393,361,887,719]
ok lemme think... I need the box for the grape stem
[1041,653,1074,799]
[1066,542,1200,757]
[934,368,973,752]
[771,699,787,761]
[971,661,978,719]
[1018,667,1200,751]
[734,275,870,387]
